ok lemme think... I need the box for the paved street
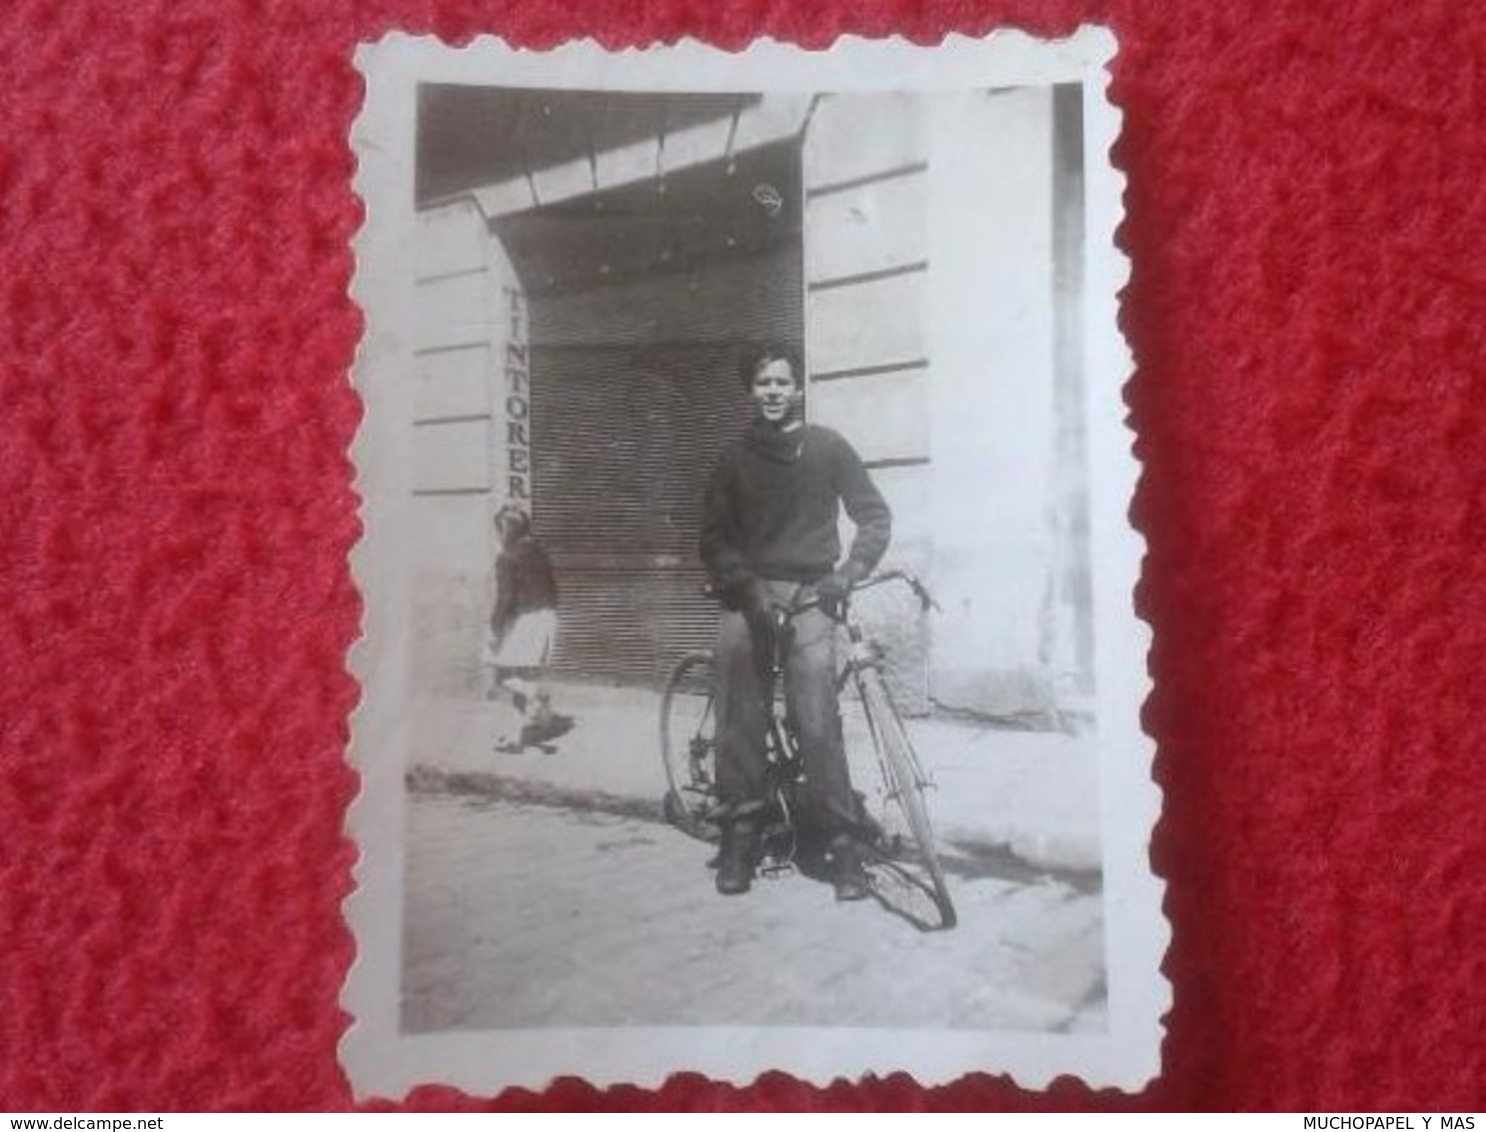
[412,678,1103,874]
[402,791,1106,1035]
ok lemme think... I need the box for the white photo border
[341,28,1163,1099]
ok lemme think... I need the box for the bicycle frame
[752,614,809,872]
[787,571,955,927]
[659,570,956,928]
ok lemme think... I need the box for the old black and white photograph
[343,31,1161,1097]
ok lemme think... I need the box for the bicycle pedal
[759,861,796,879]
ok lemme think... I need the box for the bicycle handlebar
[840,568,940,613]
[702,569,939,618]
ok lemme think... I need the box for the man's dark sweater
[700,421,892,588]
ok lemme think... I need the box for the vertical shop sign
[502,284,531,502]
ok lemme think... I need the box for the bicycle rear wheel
[856,669,957,930]
[659,651,721,841]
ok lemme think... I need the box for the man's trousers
[713,578,857,832]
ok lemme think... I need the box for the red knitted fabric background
[4,0,1485,1113]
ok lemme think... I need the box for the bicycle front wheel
[659,651,721,841]
[857,670,957,930]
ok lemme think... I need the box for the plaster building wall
[805,88,1090,723]
[801,92,934,713]
[925,87,1058,721]
[410,196,525,696]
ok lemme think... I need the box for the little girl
[484,504,561,752]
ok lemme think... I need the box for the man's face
[750,358,801,424]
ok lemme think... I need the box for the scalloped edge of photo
[339,26,1164,1101]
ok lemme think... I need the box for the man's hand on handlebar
[816,569,856,621]
[712,577,766,618]
[709,569,940,620]
[736,579,769,621]
[726,579,789,643]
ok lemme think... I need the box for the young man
[699,345,892,900]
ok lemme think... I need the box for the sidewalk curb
[409,765,663,824]
[408,764,1102,888]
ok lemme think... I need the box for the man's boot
[716,819,759,896]
[829,832,870,902]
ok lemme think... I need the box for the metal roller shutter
[529,250,803,688]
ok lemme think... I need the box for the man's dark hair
[738,343,804,391]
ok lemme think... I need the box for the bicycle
[659,569,958,931]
